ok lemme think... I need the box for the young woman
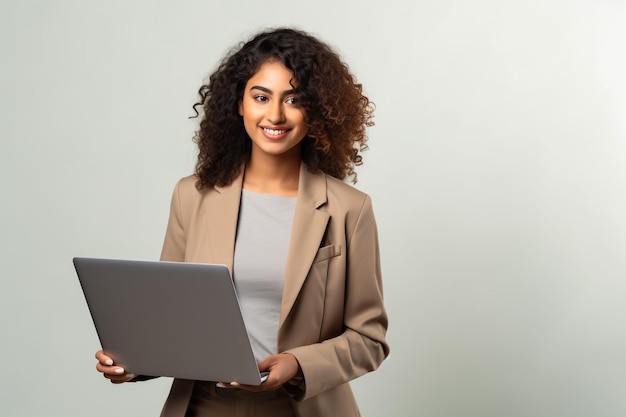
[95,28,389,417]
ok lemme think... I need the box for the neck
[243,152,301,197]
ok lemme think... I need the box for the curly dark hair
[192,27,374,189]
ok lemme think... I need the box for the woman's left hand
[220,353,301,392]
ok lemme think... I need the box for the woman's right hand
[95,350,135,384]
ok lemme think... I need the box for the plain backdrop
[1,1,625,416]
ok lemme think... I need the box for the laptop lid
[73,257,265,385]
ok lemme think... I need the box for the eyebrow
[249,85,296,96]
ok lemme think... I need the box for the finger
[231,378,283,392]
[95,361,124,373]
[105,372,135,384]
[95,362,127,376]
[257,356,273,371]
[228,382,261,392]
[95,350,114,366]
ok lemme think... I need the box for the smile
[262,127,288,135]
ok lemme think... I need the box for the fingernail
[126,374,135,379]
[105,359,113,366]
[230,381,240,387]
[114,368,125,374]
[216,382,227,388]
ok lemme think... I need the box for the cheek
[241,106,261,128]
[242,117,257,138]
[289,110,307,127]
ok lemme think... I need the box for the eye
[285,96,298,105]
[254,94,269,102]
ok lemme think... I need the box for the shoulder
[168,175,212,211]
[174,174,199,191]
[321,174,374,220]
[171,175,211,199]
[169,173,243,212]
[319,173,378,244]
[324,174,371,206]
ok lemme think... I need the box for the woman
[95,27,389,417]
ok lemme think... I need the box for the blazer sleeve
[160,178,188,263]
[284,195,389,401]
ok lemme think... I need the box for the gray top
[233,189,297,362]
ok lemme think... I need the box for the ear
[238,99,243,116]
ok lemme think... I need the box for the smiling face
[238,60,308,164]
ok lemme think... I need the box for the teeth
[263,128,287,135]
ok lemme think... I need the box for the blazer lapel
[196,164,328,327]
[280,164,330,328]
[201,171,244,270]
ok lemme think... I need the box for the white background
[1,1,625,416]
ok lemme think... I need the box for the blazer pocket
[312,244,342,263]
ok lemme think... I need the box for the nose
[266,100,286,124]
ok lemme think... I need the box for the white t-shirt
[233,189,296,362]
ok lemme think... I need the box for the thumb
[257,354,279,371]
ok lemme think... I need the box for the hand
[95,350,135,384]
[221,353,301,392]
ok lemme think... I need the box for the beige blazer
[157,164,389,417]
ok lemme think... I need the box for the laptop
[73,257,268,385]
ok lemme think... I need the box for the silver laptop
[73,257,267,385]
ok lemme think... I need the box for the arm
[285,195,389,400]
